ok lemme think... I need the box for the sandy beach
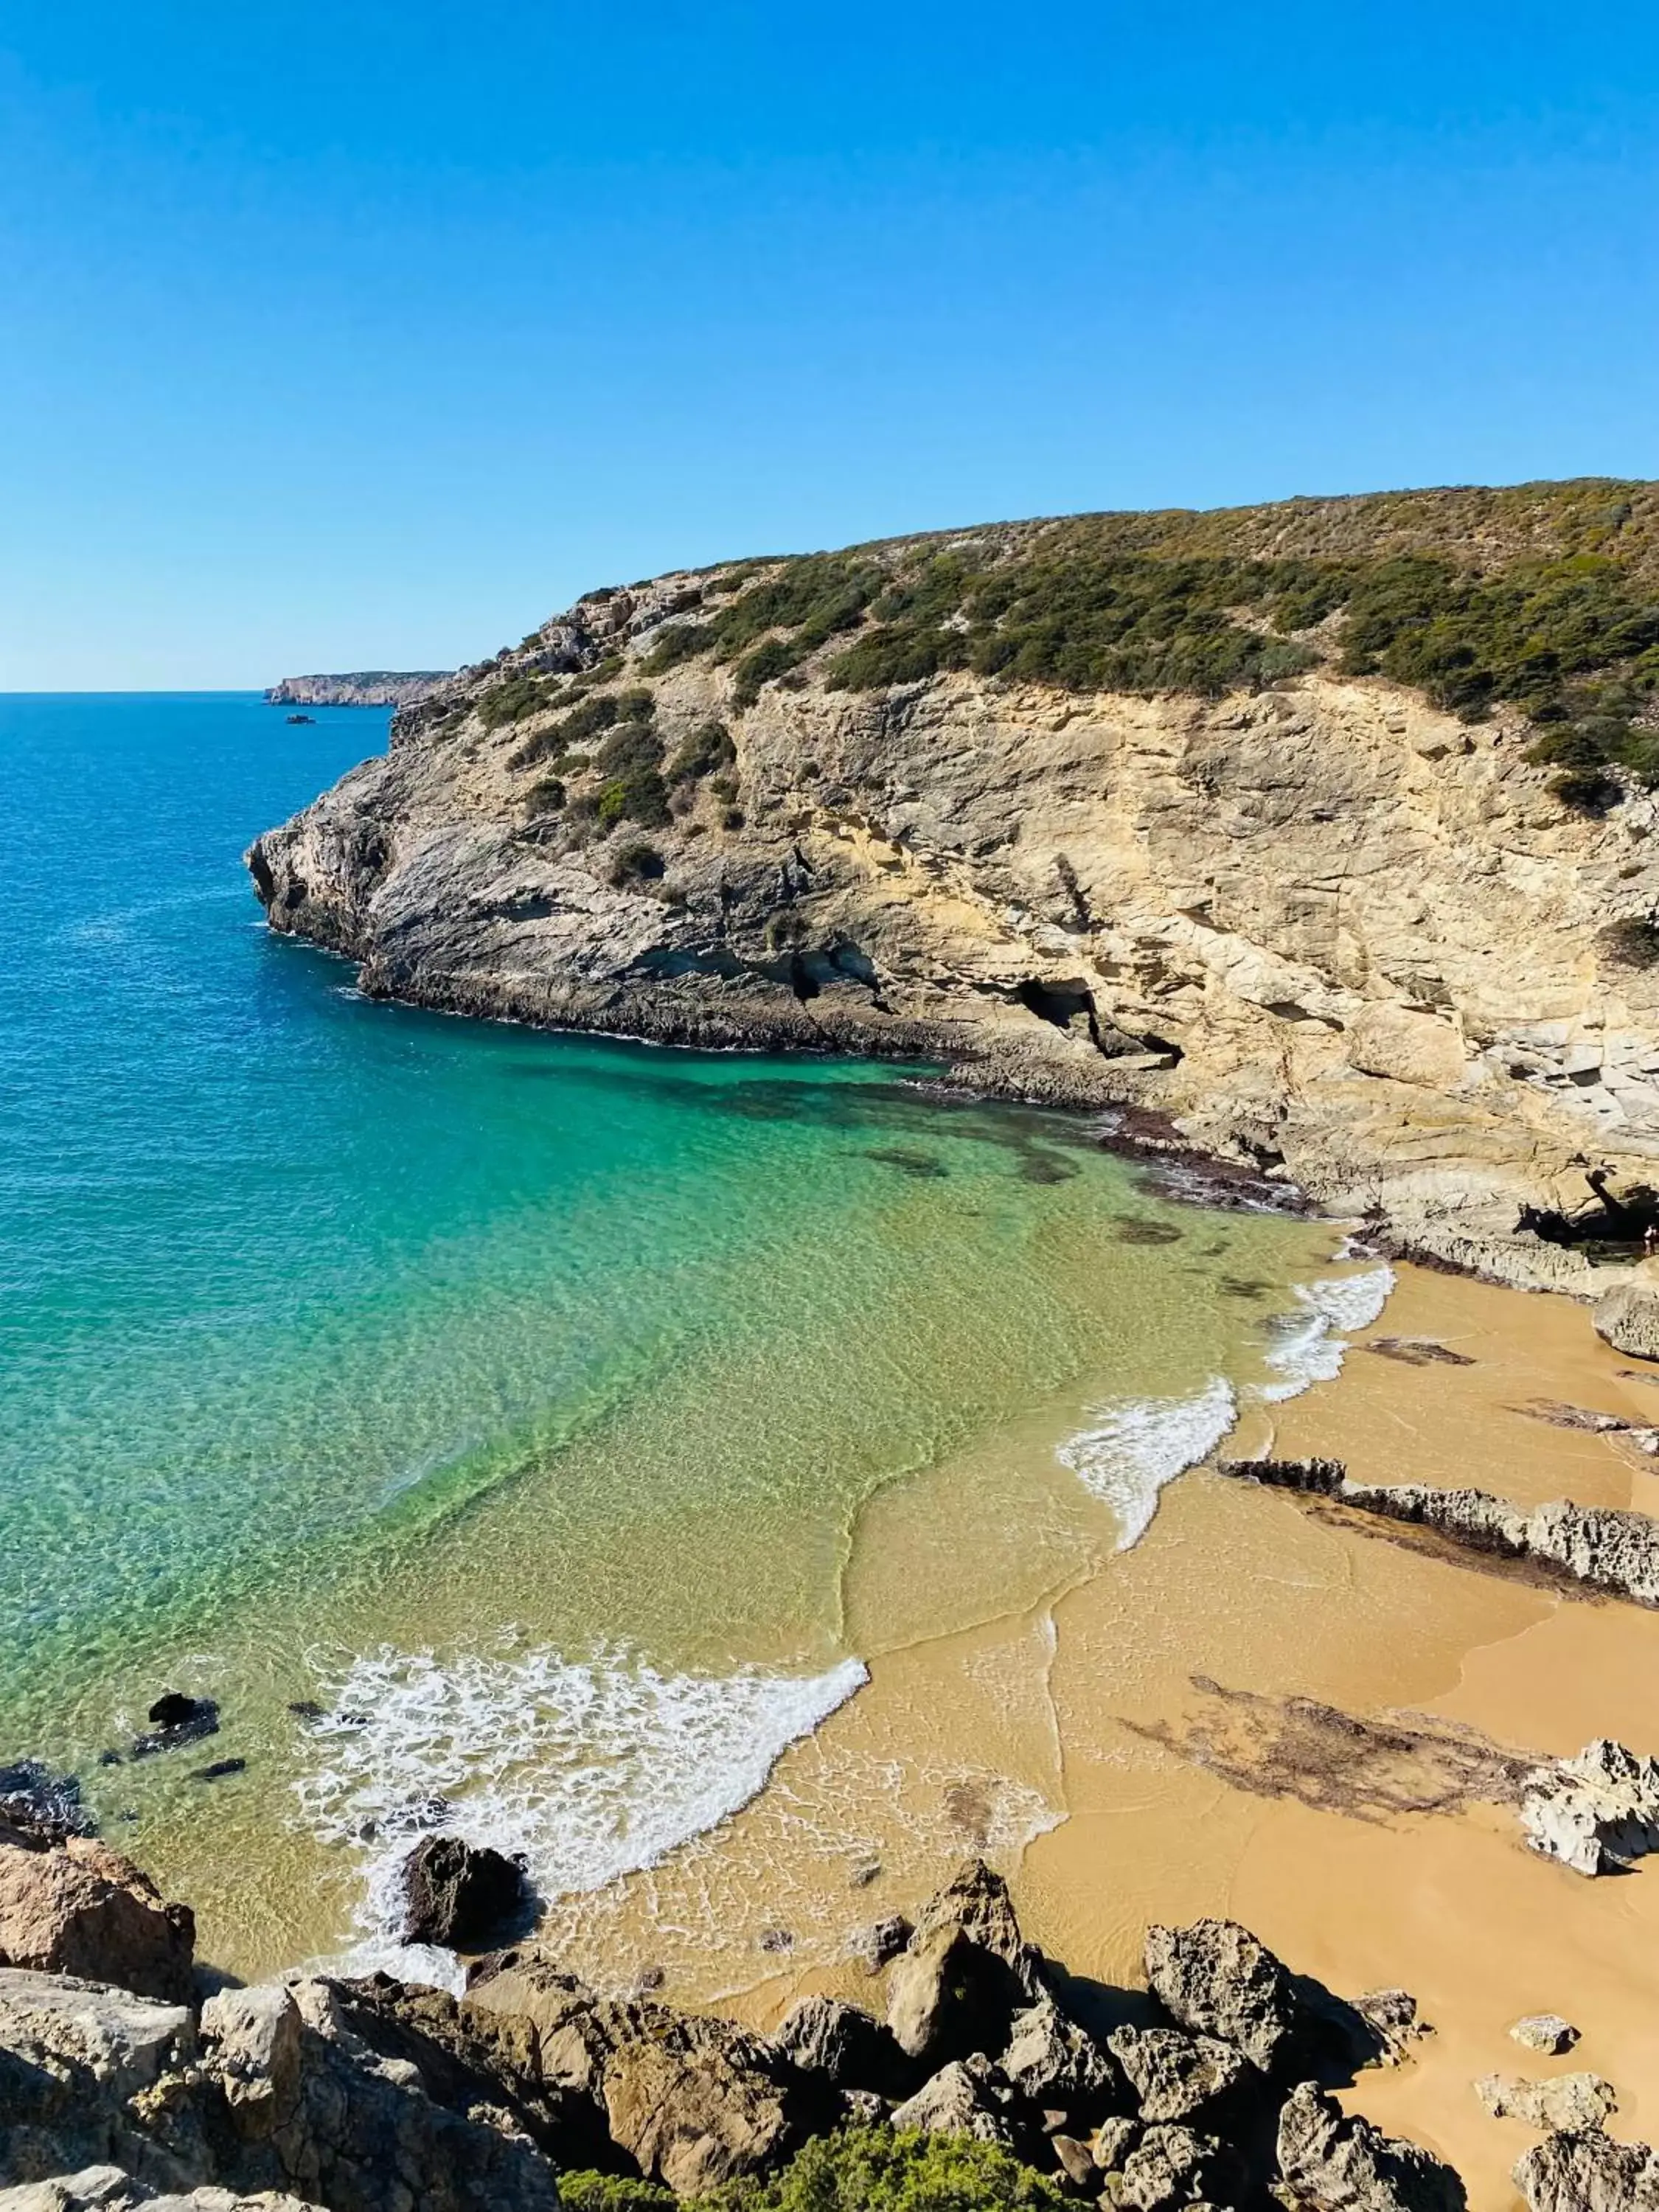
[531,1259,1659,2211]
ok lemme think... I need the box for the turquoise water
[0,692,1350,1973]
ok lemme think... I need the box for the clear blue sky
[2,3,1656,688]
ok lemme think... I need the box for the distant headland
[265,670,452,709]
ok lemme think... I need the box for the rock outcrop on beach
[1,1854,1515,2212]
[1214,1456,1659,1608]
[247,481,1659,1282]
[265,675,451,710]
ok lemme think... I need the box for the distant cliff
[266,671,451,708]
[248,479,1659,1284]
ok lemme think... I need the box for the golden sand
[538,1263,1659,2212]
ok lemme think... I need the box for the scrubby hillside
[248,480,1659,1281]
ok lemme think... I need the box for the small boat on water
[285,712,316,724]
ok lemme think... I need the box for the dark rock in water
[402,1834,528,1950]
[1363,1336,1476,1367]
[288,1700,327,1723]
[149,1692,212,1732]
[1276,2080,1465,2212]
[0,1761,95,1841]
[865,1147,947,1178]
[1113,1218,1183,1246]
[190,1757,248,1783]
[1514,2126,1659,2212]
[131,1694,219,1758]
[758,1926,794,1952]
[773,1994,916,2097]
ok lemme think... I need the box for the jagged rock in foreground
[1,1854,1495,2212]
[1515,2128,1659,2212]
[1276,2081,1465,2212]
[0,1816,195,2006]
[1214,1457,1659,1608]
[248,482,1659,1287]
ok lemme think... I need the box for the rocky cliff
[247,481,1659,1284]
[265,673,451,709]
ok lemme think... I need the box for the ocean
[0,692,1387,1979]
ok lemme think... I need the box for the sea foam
[1258,1263,1395,1402]
[293,1641,867,1989]
[1057,1375,1237,1551]
[1055,1260,1397,1548]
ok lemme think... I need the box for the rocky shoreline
[248,487,1659,1295]
[7,1815,1649,2212]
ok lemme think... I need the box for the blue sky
[2,2,1656,687]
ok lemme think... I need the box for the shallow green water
[0,693,1360,1973]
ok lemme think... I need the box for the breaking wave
[1259,1264,1395,1402]
[293,1640,867,1988]
[1057,1376,1237,1551]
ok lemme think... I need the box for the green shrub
[721,805,746,830]
[733,638,803,707]
[668,720,736,783]
[524,776,566,815]
[557,2176,675,2212]
[479,673,551,730]
[644,623,716,672]
[697,2127,1068,2212]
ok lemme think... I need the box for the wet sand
[538,1262,1659,2212]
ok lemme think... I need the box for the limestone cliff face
[265,671,451,708]
[248,512,1659,1284]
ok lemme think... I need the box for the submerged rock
[0,1765,95,1843]
[0,1816,195,2004]
[131,1700,219,1760]
[400,1836,527,1950]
